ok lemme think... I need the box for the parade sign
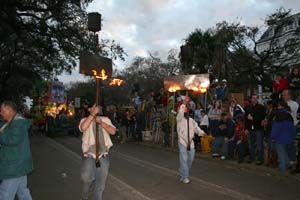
[164,74,210,93]
[79,51,112,78]
[49,80,65,104]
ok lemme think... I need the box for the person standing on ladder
[176,102,207,184]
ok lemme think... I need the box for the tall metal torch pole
[95,77,101,167]
[171,91,175,147]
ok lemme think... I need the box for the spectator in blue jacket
[271,101,294,172]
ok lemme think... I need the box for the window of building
[285,38,296,54]
[287,20,294,30]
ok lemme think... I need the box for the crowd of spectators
[104,67,300,174]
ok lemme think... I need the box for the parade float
[32,79,76,136]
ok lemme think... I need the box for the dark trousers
[228,138,246,161]
[248,129,264,161]
[193,135,200,149]
[296,139,300,168]
[163,131,170,147]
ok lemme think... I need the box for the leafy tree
[184,22,247,80]
[0,0,126,104]
[184,29,216,74]
[121,50,181,98]
[183,8,300,92]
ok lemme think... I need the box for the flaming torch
[109,78,124,86]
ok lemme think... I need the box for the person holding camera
[79,103,116,200]
[176,103,206,184]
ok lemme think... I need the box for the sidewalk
[132,140,300,181]
[28,135,151,200]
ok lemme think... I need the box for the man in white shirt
[79,104,116,200]
[176,103,206,184]
[282,90,299,126]
[282,89,299,167]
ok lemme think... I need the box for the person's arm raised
[79,104,99,132]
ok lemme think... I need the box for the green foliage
[183,7,300,91]
[185,29,216,74]
[0,0,126,103]
[66,79,95,103]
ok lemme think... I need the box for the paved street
[28,134,300,200]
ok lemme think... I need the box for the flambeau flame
[200,88,207,93]
[100,69,108,80]
[168,85,181,92]
[190,86,207,93]
[109,78,123,86]
[93,69,108,80]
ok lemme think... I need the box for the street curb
[131,141,300,181]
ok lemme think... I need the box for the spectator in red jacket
[271,73,288,104]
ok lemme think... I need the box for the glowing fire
[191,86,199,91]
[168,85,181,92]
[93,69,108,80]
[109,78,124,86]
[190,86,207,93]
[99,69,108,80]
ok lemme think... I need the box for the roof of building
[257,12,300,44]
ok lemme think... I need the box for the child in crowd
[161,118,170,148]
[194,110,209,150]
[212,112,234,158]
[200,110,209,133]
[228,116,248,163]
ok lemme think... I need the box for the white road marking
[43,136,261,200]
[43,137,153,200]
[112,150,262,200]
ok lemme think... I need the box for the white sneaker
[181,178,190,184]
[220,156,226,160]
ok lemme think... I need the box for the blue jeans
[179,143,195,180]
[228,138,246,161]
[287,127,297,162]
[163,131,170,146]
[212,136,226,155]
[248,129,264,161]
[0,175,32,200]
[275,143,290,172]
[81,156,110,200]
[288,143,296,162]
[209,120,219,137]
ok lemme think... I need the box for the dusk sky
[59,0,300,84]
